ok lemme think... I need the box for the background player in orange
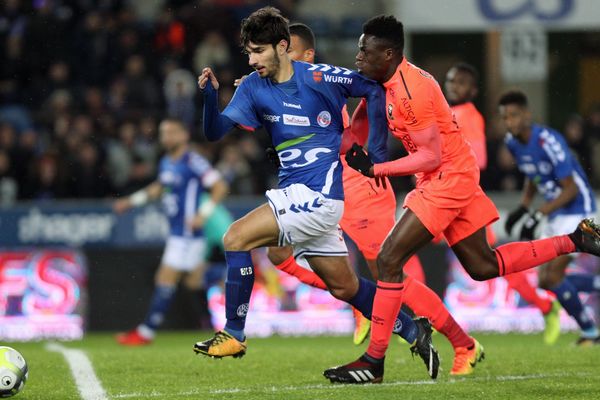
[257,22,481,376]
[324,15,600,384]
[445,63,561,344]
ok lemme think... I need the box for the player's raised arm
[199,68,237,141]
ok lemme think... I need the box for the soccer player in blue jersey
[193,7,439,379]
[500,90,600,345]
[113,118,231,346]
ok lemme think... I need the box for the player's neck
[168,145,188,160]
[271,59,294,84]
[382,56,404,83]
[519,127,532,144]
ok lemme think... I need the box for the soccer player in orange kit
[323,15,600,384]
[244,23,481,376]
[445,63,561,344]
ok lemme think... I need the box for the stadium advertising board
[0,249,87,341]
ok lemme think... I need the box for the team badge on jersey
[317,111,331,127]
[388,104,394,120]
[313,71,323,82]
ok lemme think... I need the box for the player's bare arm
[113,181,163,214]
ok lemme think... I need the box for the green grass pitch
[8,331,600,399]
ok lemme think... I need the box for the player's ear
[385,48,394,61]
[277,39,288,56]
[303,49,315,62]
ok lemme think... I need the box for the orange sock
[275,255,327,290]
[503,272,552,314]
[404,275,473,349]
[366,281,404,359]
[495,236,575,276]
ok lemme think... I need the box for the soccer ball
[0,347,27,398]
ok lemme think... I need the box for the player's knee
[223,222,247,251]
[538,273,559,290]
[466,264,497,281]
[328,286,354,301]
[376,251,404,279]
[267,247,291,266]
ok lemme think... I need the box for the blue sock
[566,274,600,293]
[142,285,176,331]
[550,279,595,332]
[223,251,255,341]
[347,278,418,343]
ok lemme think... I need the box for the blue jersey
[222,61,387,200]
[505,124,596,218]
[158,150,220,237]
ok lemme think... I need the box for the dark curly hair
[499,90,528,107]
[362,15,404,53]
[240,7,290,50]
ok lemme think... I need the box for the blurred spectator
[0,150,17,206]
[73,11,112,85]
[67,140,110,198]
[193,31,232,74]
[30,60,73,107]
[121,54,161,116]
[106,120,154,193]
[154,7,186,58]
[585,104,600,186]
[164,69,196,129]
[24,154,66,200]
[563,114,591,174]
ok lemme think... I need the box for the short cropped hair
[362,15,404,53]
[498,90,528,108]
[240,7,290,50]
[289,23,315,50]
[451,62,479,85]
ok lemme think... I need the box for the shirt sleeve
[189,154,221,187]
[339,71,388,163]
[222,78,262,129]
[541,130,573,180]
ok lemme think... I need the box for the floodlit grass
[9,331,600,399]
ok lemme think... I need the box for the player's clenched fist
[198,67,220,90]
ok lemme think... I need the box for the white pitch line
[112,371,592,399]
[46,343,108,400]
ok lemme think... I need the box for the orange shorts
[341,166,396,260]
[404,169,499,247]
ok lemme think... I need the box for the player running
[499,89,600,346]
[445,64,561,345]
[324,15,600,384]
[194,7,439,379]
[255,22,482,377]
[114,118,231,345]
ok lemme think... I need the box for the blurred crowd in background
[1,0,600,205]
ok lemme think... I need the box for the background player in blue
[194,7,439,378]
[113,118,230,346]
[500,90,600,345]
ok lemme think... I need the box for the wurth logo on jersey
[309,64,353,84]
[323,75,352,84]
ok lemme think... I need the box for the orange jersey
[383,58,478,186]
[451,102,487,170]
